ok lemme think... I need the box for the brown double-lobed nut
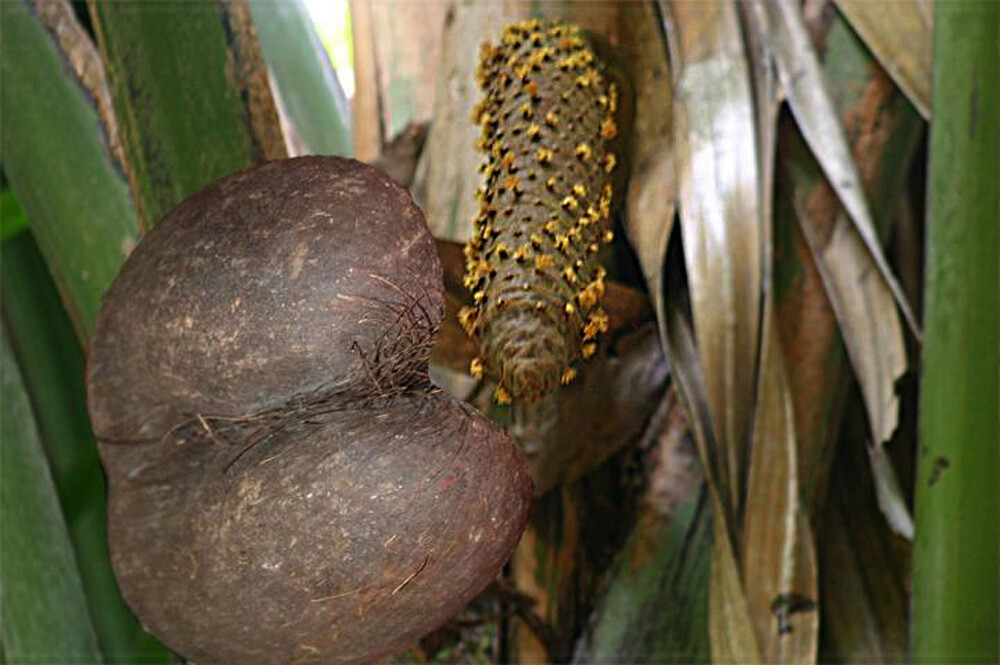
[87,156,532,664]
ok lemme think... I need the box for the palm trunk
[912,3,1000,661]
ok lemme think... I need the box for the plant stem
[913,2,1000,661]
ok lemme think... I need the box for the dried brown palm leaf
[348,0,445,161]
[625,144,677,340]
[663,287,761,663]
[665,0,763,520]
[753,0,920,341]
[834,0,931,119]
[819,397,910,662]
[793,204,912,537]
[657,3,825,661]
[739,0,781,250]
[622,0,676,340]
[738,6,820,659]
[772,182,852,516]
[658,2,819,662]
[741,309,819,662]
[754,0,920,538]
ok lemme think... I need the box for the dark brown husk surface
[87,157,532,664]
[100,394,530,664]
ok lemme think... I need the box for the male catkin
[460,20,618,405]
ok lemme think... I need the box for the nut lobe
[89,156,443,442]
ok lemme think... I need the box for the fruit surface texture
[87,157,532,664]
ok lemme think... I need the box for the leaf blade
[741,308,819,662]
[662,291,761,663]
[776,12,923,535]
[250,0,352,157]
[0,0,141,341]
[834,0,931,120]
[0,328,102,662]
[667,0,764,518]
[90,0,286,226]
[1,227,172,663]
[759,0,920,339]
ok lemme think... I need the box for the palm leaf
[757,0,919,339]
[0,327,101,662]
[0,0,141,341]
[2,226,171,662]
[834,0,931,119]
[89,0,286,226]
[249,0,352,157]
